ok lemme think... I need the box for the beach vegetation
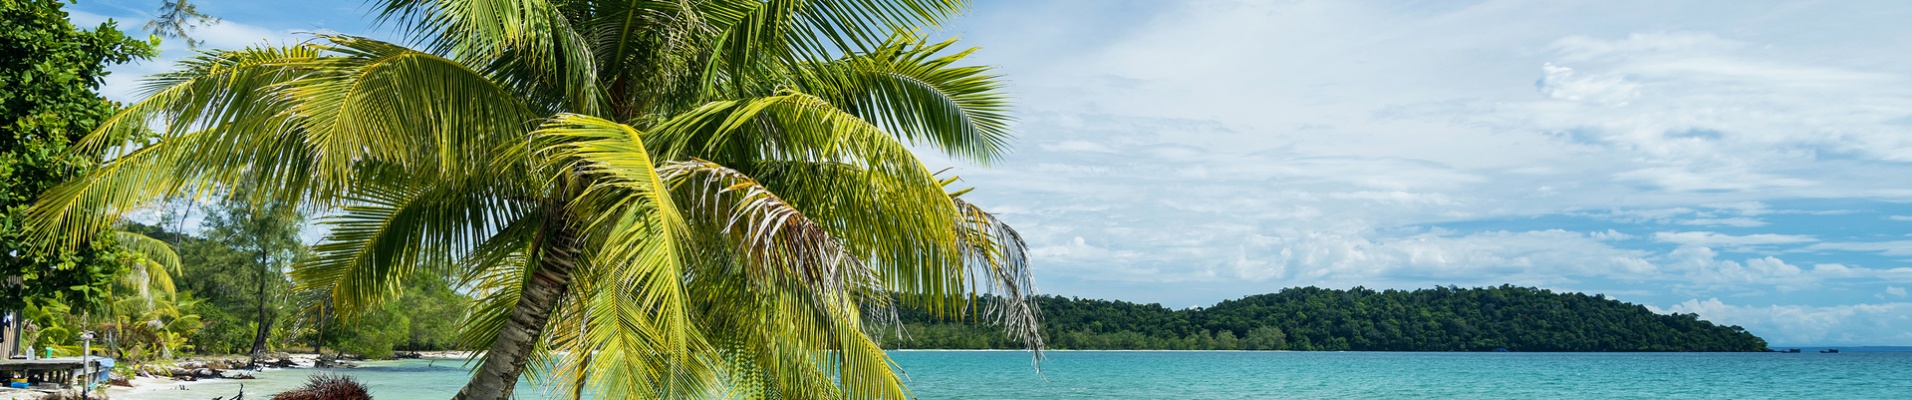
[0,0,155,313]
[26,0,1036,399]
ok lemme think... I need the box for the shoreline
[890,349,1790,353]
[103,351,481,397]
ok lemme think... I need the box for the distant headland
[888,285,1769,352]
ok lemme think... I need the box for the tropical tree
[30,0,1038,399]
[193,190,305,366]
[0,0,155,313]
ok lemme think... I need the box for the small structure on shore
[0,357,107,389]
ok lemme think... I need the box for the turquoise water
[115,351,1912,399]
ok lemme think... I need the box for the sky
[65,0,1912,346]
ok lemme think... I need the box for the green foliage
[301,272,467,358]
[145,219,278,354]
[198,191,303,360]
[21,297,77,355]
[18,289,201,363]
[120,192,306,358]
[0,0,155,311]
[0,0,188,363]
[890,286,1770,352]
[394,272,463,351]
[328,300,409,359]
[100,290,202,362]
[130,213,471,360]
[1242,326,1286,350]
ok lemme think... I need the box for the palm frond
[660,158,908,399]
[113,230,183,303]
[291,179,536,314]
[29,45,322,250]
[115,230,182,276]
[30,35,537,251]
[370,0,605,115]
[953,197,1042,358]
[288,35,542,183]
[797,33,1013,163]
[529,114,718,396]
[702,0,967,71]
[646,90,993,319]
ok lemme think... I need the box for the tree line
[28,194,473,366]
[1,0,472,372]
[885,285,1770,352]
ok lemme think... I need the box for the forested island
[887,285,1770,352]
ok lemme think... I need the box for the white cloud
[1659,249,1818,292]
[1026,236,1166,281]
[1888,286,1908,298]
[1652,231,1816,247]
[1804,241,1912,256]
[1581,207,1697,224]
[1038,140,1118,154]
[1218,229,1663,289]
[1549,32,1746,62]
[1662,298,1912,345]
[1588,229,1635,241]
[1888,215,1912,222]
[1677,217,1767,227]
[1537,63,1640,106]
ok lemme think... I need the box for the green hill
[886,285,1769,352]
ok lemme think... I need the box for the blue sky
[67,0,1912,346]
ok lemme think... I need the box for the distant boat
[1820,349,1839,353]
[1780,348,1801,353]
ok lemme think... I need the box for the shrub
[270,374,371,400]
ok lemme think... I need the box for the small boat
[1820,349,1839,353]
[1783,348,1801,353]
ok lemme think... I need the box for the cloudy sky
[69,0,1912,346]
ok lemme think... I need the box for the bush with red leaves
[270,374,372,400]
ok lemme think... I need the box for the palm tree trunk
[453,226,581,400]
[249,250,272,366]
[315,296,328,362]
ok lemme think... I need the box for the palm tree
[30,0,1039,398]
[114,230,183,305]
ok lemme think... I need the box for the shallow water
[115,351,1912,399]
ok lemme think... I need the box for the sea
[112,350,1912,399]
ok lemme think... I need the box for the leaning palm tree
[29,0,1038,399]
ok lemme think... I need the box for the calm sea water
[113,351,1912,399]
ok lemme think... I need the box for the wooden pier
[0,357,101,389]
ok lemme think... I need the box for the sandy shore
[409,350,478,359]
[104,376,208,396]
[98,352,481,397]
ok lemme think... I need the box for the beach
[104,352,478,398]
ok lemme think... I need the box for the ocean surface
[113,350,1912,399]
